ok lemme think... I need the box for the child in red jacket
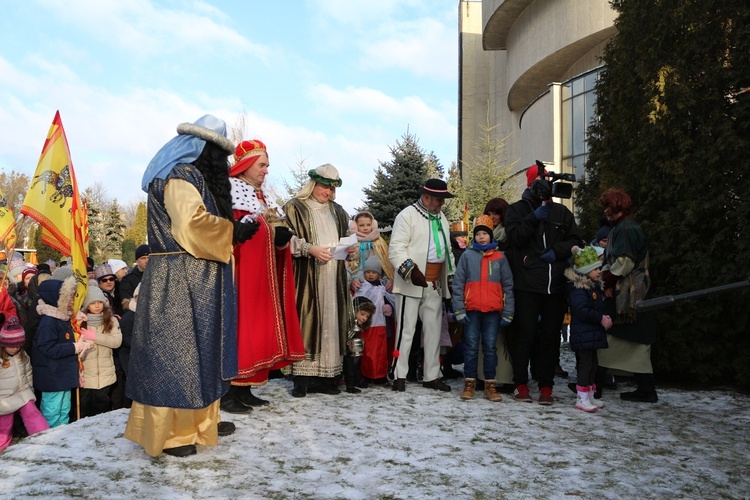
[451,215,514,402]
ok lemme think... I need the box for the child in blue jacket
[32,277,91,427]
[452,215,514,402]
[565,246,612,412]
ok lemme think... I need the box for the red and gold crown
[230,140,267,177]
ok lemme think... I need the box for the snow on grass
[2,352,749,499]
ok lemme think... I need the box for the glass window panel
[572,77,584,96]
[573,155,585,183]
[585,72,597,92]
[572,95,584,156]
[585,90,596,129]
[563,99,572,156]
[584,91,596,153]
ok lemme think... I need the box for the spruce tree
[362,131,430,228]
[578,0,750,385]
[83,188,104,264]
[456,116,516,221]
[102,199,125,260]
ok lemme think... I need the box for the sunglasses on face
[99,277,115,283]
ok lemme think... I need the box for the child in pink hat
[0,316,50,451]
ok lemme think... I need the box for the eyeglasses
[98,277,116,283]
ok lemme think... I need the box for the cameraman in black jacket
[504,164,581,404]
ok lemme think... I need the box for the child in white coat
[0,316,49,451]
[354,256,396,384]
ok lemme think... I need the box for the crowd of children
[1,256,131,451]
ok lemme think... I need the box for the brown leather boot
[483,379,502,402]
[460,378,476,400]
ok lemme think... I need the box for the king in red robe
[226,140,304,408]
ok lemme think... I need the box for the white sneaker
[575,392,598,412]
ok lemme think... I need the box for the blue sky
[0,0,459,214]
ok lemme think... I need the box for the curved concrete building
[459,0,617,204]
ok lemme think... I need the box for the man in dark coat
[504,164,580,404]
[119,244,149,311]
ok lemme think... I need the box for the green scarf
[429,213,453,272]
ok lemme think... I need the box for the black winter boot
[220,386,253,414]
[292,376,309,398]
[235,386,269,407]
[621,373,658,403]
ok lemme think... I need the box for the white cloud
[358,18,458,80]
[308,0,457,80]
[36,0,270,63]
[309,0,428,26]
[307,83,455,145]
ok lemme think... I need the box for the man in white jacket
[388,179,456,392]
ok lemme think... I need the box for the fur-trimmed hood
[36,276,77,320]
[565,267,598,290]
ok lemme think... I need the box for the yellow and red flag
[21,111,89,312]
[0,188,17,250]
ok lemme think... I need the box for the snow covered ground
[2,348,749,499]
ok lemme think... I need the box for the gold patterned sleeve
[164,178,234,263]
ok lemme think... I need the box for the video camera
[528,160,577,200]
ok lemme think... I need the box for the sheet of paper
[332,234,359,260]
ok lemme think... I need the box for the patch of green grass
[108,470,124,481]
[382,458,409,467]
[470,434,489,444]
[289,463,314,473]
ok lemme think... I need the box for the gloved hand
[601,314,613,330]
[73,341,91,355]
[533,203,550,221]
[350,279,362,293]
[233,220,260,244]
[539,249,556,263]
[410,266,428,287]
[80,328,96,341]
[274,226,294,247]
[75,311,88,323]
[500,316,513,328]
[457,314,471,325]
[382,304,393,317]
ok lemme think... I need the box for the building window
[562,67,602,183]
